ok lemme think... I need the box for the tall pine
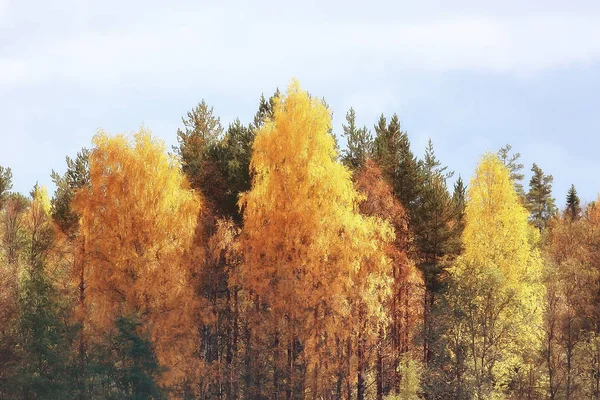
[526,163,556,230]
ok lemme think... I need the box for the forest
[0,80,597,399]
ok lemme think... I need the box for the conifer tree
[565,184,581,221]
[12,186,75,399]
[414,140,457,361]
[0,165,12,207]
[373,114,421,213]
[50,149,90,236]
[498,144,525,198]
[526,163,556,230]
[451,175,466,248]
[174,100,224,191]
[341,108,372,171]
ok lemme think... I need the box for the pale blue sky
[1,0,599,205]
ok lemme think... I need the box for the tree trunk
[377,327,384,400]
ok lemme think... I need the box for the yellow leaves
[239,81,393,394]
[448,152,546,396]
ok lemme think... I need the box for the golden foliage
[239,81,394,396]
[448,153,545,397]
[74,128,203,387]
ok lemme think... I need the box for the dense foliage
[0,80,593,399]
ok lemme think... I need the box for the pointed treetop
[565,183,581,221]
[497,143,525,198]
[341,107,373,171]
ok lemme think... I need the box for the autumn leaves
[37,80,547,398]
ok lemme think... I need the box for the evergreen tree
[12,186,76,399]
[498,144,525,198]
[173,100,223,191]
[89,316,165,400]
[50,149,90,235]
[452,175,466,244]
[565,184,581,221]
[341,108,372,171]
[413,140,456,364]
[0,165,12,207]
[373,113,421,213]
[252,89,280,130]
[526,163,556,230]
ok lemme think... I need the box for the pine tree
[565,184,581,221]
[413,139,456,364]
[452,175,466,245]
[341,108,372,171]
[91,315,166,400]
[252,89,280,130]
[12,186,75,399]
[373,114,421,214]
[498,144,525,198]
[50,149,90,236]
[0,166,12,207]
[526,163,556,230]
[174,100,224,191]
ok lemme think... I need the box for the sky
[1,0,599,204]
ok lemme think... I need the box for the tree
[0,165,12,207]
[497,144,525,199]
[11,186,76,399]
[412,139,457,364]
[252,90,280,130]
[174,100,223,191]
[341,108,372,171]
[451,175,466,251]
[373,114,421,213]
[73,129,204,390]
[89,315,166,400]
[239,81,393,399]
[354,159,423,398]
[446,153,545,398]
[51,149,90,235]
[565,184,581,221]
[527,163,556,230]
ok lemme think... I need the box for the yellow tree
[73,129,204,389]
[446,153,545,399]
[239,81,393,399]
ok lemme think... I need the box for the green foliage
[252,89,279,129]
[527,163,557,230]
[373,113,421,212]
[414,140,456,278]
[174,100,224,190]
[13,264,76,399]
[51,148,90,235]
[498,143,525,198]
[0,165,12,207]
[87,316,166,400]
[565,184,581,221]
[341,107,373,171]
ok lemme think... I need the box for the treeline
[0,80,598,399]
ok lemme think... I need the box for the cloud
[2,6,600,91]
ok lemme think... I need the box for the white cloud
[2,8,600,91]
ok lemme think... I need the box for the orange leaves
[74,128,203,387]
